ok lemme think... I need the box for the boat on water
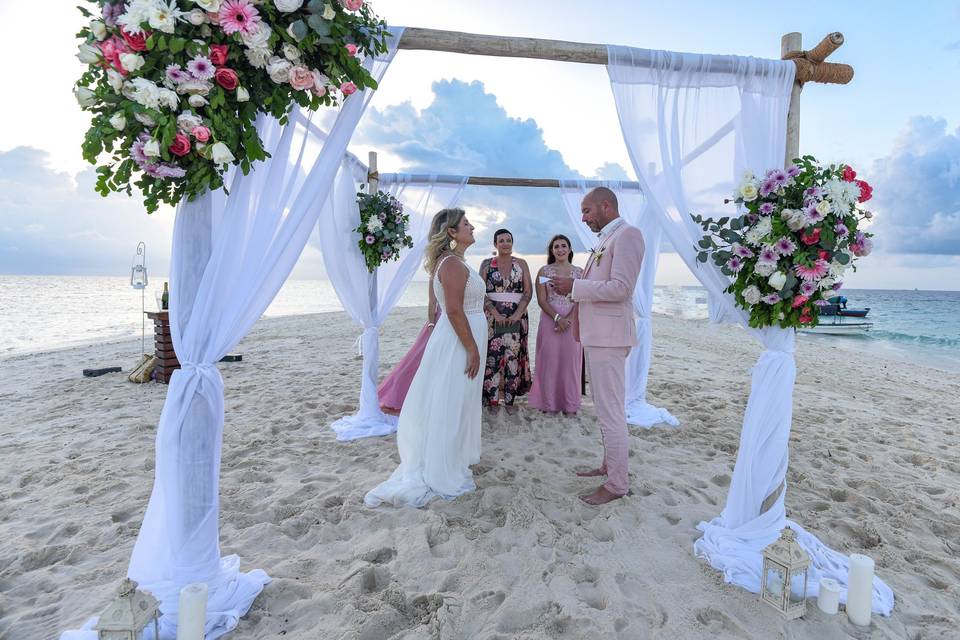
[800,296,874,336]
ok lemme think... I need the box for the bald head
[581,187,621,233]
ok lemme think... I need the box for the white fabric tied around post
[57,29,407,640]
[323,171,468,441]
[559,179,677,428]
[607,43,894,614]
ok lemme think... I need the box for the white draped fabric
[607,45,893,614]
[57,32,407,640]
[558,180,678,428]
[322,171,468,441]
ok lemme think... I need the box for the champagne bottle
[161,282,169,310]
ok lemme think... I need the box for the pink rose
[841,165,857,182]
[340,81,357,96]
[191,125,211,142]
[340,0,363,10]
[209,44,229,66]
[121,28,148,52]
[855,179,873,203]
[214,67,239,90]
[288,65,315,91]
[345,43,358,57]
[790,295,809,309]
[169,133,191,157]
[98,36,129,75]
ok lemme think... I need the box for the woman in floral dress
[479,229,532,414]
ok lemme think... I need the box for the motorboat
[800,296,873,336]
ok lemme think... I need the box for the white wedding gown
[365,255,488,508]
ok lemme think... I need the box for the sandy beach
[1,308,958,639]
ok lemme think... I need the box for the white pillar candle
[176,582,208,640]
[817,577,841,615]
[846,554,874,626]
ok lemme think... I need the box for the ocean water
[1,276,958,370]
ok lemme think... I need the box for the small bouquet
[355,190,412,272]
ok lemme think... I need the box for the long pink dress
[528,264,583,414]
[378,310,440,415]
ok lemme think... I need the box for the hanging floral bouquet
[694,156,875,329]
[74,0,389,213]
[355,190,412,272]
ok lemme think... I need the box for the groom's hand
[550,276,574,296]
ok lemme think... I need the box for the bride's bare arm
[439,258,481,378]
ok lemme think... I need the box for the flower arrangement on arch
[694,156,875,329]
[74,0,389,213]
[355,189,412,273]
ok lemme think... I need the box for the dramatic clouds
[868,117,960,255]
[0,147,174,275]
[357,79,633,253]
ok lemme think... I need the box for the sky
[0,0,958,289]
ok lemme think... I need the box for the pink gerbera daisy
[794,259,829,282]
[219,0,262,36]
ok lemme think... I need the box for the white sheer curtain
[607,45,893,614]
[59,31,406,640]
[558,180,677,428]
[322,172,468,441]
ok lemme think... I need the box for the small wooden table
[146,311,179,383]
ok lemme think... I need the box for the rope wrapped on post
[781,32,853,85]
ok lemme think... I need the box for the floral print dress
[481,257,532,406]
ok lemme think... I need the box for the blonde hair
[423,207,466,275]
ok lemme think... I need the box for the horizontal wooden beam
[375,172,641,190]
[397,27,853,85]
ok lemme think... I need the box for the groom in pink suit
[550,187,645,505]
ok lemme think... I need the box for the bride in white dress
[365,208,487,508]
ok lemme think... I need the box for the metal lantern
[94,578,160,640]
[130,242,148,290]
[760,527,811,620]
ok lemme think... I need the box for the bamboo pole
[397,27,853,86]
[782,32,803,167]
[367,151,379,328]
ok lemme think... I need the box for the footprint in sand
[695,608,748,638]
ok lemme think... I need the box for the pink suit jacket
[571,220,646,348]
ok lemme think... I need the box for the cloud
[0,147,174,275]
[356,79,632,253]
[867,116,960,255]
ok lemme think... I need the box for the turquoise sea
[1,276,957,371]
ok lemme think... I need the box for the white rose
[77,43,101,64]
[176,79,212,95]
[90,20,107,40]
[194,0,221,10]
[267,56,292,84]
[816,199,832,216]
[241,23,271,48]
[245,46,271,68]
[106,69,125,93]
[236,86,250,102]
[187,9,207,25]
[742,285,762,306]
[120,52,145,73]
[210,141,235,164]
[739,182,758,202]
[74,86,97,108]
[274,0,304,11]
[177,111,203,131]
[157,88,179,110]
[188,94,209,107]
[282,42,301,61]
[322,3,336,19]
[134,112,156,127]
[143,139,161,158]
[767,271,787,290]
[109,112,127,130]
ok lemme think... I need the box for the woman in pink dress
[378,281,440,415]
[528,234,583,415]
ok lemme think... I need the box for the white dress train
[364,255,488,507]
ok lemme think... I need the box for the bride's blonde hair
[423,207,466,275]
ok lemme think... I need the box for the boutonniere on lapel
[589,245,607,265]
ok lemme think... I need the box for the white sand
[1,308,958,639]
